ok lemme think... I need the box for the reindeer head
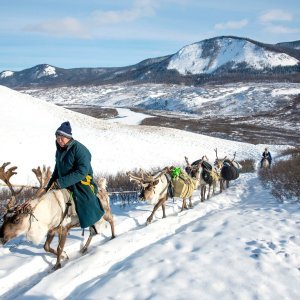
[126,169,166,202]
[213,149,228,169]
[0,163,52,245]
[0,206,32,244]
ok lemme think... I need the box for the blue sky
[1,0,299,71]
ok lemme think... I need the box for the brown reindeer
[0,162,115,270]
[127,167,198,225]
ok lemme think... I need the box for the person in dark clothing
[44,121,104,231]
[260,147,272,168]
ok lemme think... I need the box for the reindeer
[127,167,198,225]
[185,156,219,202]
[214,149,242,192]
[0,162,115,270]
[261,157,270,169]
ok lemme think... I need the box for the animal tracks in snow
[245,237,300,271]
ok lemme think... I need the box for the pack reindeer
[214,149,242,192]
[185,156,219,201]
[127,167,198,225]
[0,162,115,270]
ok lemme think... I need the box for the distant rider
[260,147,272,168]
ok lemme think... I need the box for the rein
[6,189,73,231]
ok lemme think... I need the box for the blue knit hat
[55,121,72,138]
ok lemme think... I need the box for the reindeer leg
[207,185,211,200]
[108,218,116,239]
[44,229,58,256]
[146,197,166,225]
[81,236,93,254]
[181,198,187,211]
[53,227,69,271]
[81,225,98,254]
[104,215,116,239]
[202,185,205,202]
[161,196,167,219]
[188,197,193,208]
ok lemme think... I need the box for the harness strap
[56,190,73,228]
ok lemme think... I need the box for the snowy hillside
[22,82,300,118]
[0,85,283,186]
[167,37,299,75]
[22,82,300,143]
[0,86,299,300]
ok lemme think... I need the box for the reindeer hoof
[80,247,88,254]
[52,263,61,271]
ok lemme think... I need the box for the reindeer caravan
[0,162,115,270]
[127,150,242,224]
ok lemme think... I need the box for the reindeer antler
[139,168,152,181]
[0,162,24,210]
[214,148,218,160]
[32,165,52,190]
[231,152,236,162]
[126,171,144,183]
[0,163,22,197]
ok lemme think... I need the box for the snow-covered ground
[106,107,154,125]
[21,82,300,135]
[2,85,286,185]
[21,82,300,118]
[0,85,299,299]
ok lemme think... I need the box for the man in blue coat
[45,121,104,230]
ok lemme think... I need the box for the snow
[0,71,14,78]
[167,38,299,75]
[36,65,57,79]
[21,82,300,132]
[0,85,299,299]
[271,87,300,96]
[106,107,154,125]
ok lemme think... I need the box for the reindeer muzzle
[138,188,146,201]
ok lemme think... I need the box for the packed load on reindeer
[169,167,197,199]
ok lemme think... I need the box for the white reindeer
[0,162,115,270]
[127,167,198,225]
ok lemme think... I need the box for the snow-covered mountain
[167,37,299,75]
[1,36,299,88]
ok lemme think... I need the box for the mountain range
[1,36,300,88]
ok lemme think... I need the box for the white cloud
[259,9,293,23]
[264,25,299,34]
[23,17,90,39]
[214,19,248,30]
[92,0,159,25]
[22,0,160,38]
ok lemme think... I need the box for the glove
[51,181,60,190]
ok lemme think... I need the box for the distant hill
[1,36,299,88]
